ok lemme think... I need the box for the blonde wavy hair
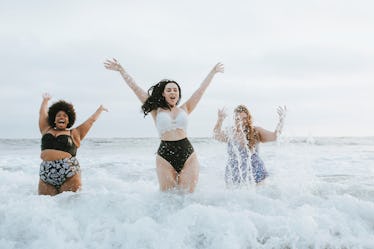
[234,105,259,150]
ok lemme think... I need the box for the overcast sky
[1,0,373,138]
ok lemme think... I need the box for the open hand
[277,106,287,120]
[212,62,224,74]
[42,93,51,101]
[218,107,227,120]
[99,105,109,112]
[104,58,124,72]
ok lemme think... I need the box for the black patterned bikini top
[41,132,77,157]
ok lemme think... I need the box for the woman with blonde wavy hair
[213,105,286,185]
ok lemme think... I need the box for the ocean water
[0,137,373,249]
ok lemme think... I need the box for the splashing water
[0,137,373,249]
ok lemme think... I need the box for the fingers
[277,105,287,118]
[104,58,122,71]
[100,105,109,112]
[42,92,51,100]
[277,105,286,111]
[277,108,283,116]
[103,59,113,69]
[217,107,227,119]
[104,58,114,64]
[281,105,287,113]
[103,59,115,66]
[214,62,224,73]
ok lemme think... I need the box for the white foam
[0,137,373,248]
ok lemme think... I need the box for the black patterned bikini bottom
[39,157,80,189]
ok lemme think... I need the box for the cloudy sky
[1,0,373,138]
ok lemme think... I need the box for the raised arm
[257,106,287,143]
[275,106,287,137]
[72,105,108,146]
[181,63,224,114]
[39,93,52,134]
[104,58,149,103]
[213,108,228,142]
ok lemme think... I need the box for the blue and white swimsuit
[225,141,268,184]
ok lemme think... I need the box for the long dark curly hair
[141,79,181,116]
[234,105,259,151]
[48,100,76,128]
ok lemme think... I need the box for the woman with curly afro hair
[213,105,286,186]
[38,93,107,195]
[104,58,224,193]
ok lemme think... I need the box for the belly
[40,149,73,161]
[160,129,187,141]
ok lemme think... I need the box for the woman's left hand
[277,106,287,120]
[99,105,109,112]
[212,62,224,74]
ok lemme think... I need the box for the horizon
[1,0,373,138]
[1,135,373,140]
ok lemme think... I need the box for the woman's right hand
[42,93,51,101]
[104,58,124,72]
[217,108,227,120]
[39,93,52,133]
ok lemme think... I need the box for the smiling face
[54,110,69,130]
[162,82,180,107]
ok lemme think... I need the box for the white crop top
[156,109,188,135]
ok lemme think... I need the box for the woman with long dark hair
[104,59,224,192]
[213,105,286,185]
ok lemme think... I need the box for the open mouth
[57,120,66,124]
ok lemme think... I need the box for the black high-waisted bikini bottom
[39,157,80,189]
[157,138,195,173]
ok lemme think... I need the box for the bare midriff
[160,129,187,141]
[41,149,72,161]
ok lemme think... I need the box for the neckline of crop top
[156,109,188,135]
[41,133,77,157]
